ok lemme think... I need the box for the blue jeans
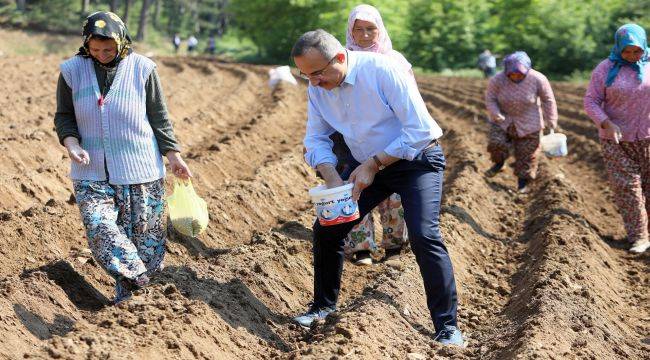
[311,144,458,332]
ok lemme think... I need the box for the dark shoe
[517,178,529,193]
[114,281,133,305]
[114,274,150,305]
[434,325,465,346]
[486,161,505,177]
[293,305,336,328]
[124,273,151,291]
[352,250,372,266]
[382,246,402,262]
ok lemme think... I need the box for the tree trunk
[191,0,200,34]
[81,0,90,15]
[15,0,26,11]
[109,0,119,13]
[123,0,131,24]
[152,0,161,29]
[136,0,151,41]
[215,0,229,37]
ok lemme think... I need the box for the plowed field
[0,54,647,359]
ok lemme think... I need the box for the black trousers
[311,144,458,331]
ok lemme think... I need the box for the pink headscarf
[345,4,412,75]
[346,4,392,53]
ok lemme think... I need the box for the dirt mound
[0,54,647,359]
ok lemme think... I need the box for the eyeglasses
[299,56,337,80]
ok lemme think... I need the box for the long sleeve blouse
[584,59,650,141]
[485,69,558,137]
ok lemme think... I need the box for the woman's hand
[601,119,622,144]
[63,137,90,165]
[349,159,378,201]
[166,151,192,180]
[494,113,506,123]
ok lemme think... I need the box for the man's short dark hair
[291,29,343,59]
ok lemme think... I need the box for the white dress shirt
[303,50,442,168]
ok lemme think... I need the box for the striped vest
[60,53,165,185]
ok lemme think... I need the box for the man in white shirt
[292,29,463,346]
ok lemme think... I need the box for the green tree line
[1,0,648,77]
[0,0,229,41]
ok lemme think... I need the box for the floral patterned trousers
[344,193,408,255]
[601,139,650,244]
[487,124,541,180]
[73,179,166,300]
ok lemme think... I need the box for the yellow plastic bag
[167,179,209,237]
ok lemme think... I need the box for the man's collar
[342,50,358,86]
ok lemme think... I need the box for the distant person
[292,29,463,346]
[207,35,216,55]
[327,3,411,266]
[478,49,497,78]
[584,23,650,253]
[53,11,192,304]
[173,33,181,54]
[484,51,558,193]
[187,35,198,54]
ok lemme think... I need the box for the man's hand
[166,151,192,180]
[63,137,90,165]
[349,159,378,201]
[316,163,344,189]
[601,119,622,144]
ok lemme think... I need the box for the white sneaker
[630,240,650,253]
[293,306,336,328]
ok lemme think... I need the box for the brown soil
[0,52,647,360]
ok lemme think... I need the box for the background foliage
[1,0,649,77]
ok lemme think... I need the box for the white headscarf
[345,4,412,74]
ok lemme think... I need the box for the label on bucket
[310,184,360,226]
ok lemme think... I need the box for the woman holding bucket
[485,51,558,193]
[326,4,410,265]
[584,23,650,253]
[54,11,192,303]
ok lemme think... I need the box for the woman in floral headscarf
[584,24,650,253]
[325,4,411,266]
[485,51,558,193]
[54,12,192,303]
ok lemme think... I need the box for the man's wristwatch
[372,155,386,171]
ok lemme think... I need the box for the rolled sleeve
[304,91,337,168]
[380,64,438,160]
[383,135,419,160]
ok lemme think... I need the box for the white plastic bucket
[309,183,360,226]
[268,65,297,88]
[541,129,568,157]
